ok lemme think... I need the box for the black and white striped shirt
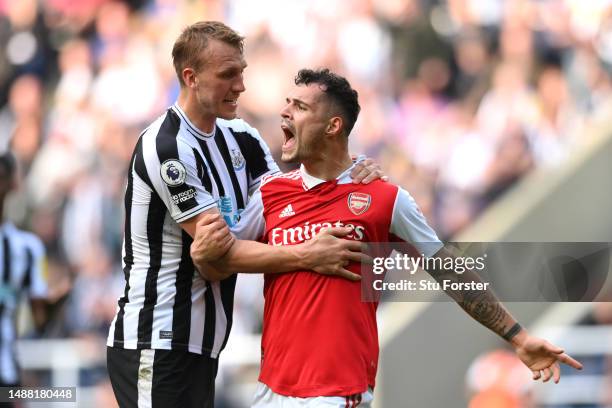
[0,222,48,384]
[107,104,279,357]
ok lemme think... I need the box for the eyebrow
[286,97,310,108]
[218,60,248,71]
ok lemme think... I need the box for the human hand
[512,332,583,383]
[301,227,371,281]
[190,213,235,264]
[350,157,388,184]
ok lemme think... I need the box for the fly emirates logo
[270,221,366,246]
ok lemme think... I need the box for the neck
[302,146,352,181]
[177,89,216,134]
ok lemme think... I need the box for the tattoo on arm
[427,247,516,339]
[459,289,508,337]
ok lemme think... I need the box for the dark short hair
[172,21,244,87]
[0,151,16,178]
[294,68,360,136]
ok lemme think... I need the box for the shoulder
[361,179,400,197]
[140,109,196,161]
[217,118,270,149]
[260,169,301,189]
[140,109,183,148]
[217,117,258,135]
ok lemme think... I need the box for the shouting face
[280,83,333,163]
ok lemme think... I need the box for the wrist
[293,241,313,270]
[505,323,527,348]
[190,243,208,264]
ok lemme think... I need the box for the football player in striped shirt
[193,69,583,407]
[0,151,49,404]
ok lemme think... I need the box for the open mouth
[223,98,238,106]
[281,123,296,151]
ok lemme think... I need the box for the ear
[182,68,197,89]
[326,116,343,136]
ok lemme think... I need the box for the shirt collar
[171,103,216,138]
[299,162,357,191]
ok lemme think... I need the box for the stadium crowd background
[1,0,611,406]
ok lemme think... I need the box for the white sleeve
[141,132,217,223]
[390,188,443,257]
[27,236,48,299]
[240,122,281,196]
[230,187,266,241]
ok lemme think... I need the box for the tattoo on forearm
[459,289,508,336]
[428,248,515,338]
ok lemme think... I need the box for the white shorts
[251,382,374,408]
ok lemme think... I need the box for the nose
[280,103,291,119]
[233,74,246,93]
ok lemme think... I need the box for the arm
[186,188,365,281]
[211,226,364,281]
[426,246,517,338]
[425,245,583,382]
[389,187,582,382]
[187,212,365,282]
[389,188,527,340]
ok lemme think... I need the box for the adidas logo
[279,204,295,218]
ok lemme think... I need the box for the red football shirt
[233,164,442,397]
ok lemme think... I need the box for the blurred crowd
[1,0,612,405]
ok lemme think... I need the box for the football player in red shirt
[192,69,583,407]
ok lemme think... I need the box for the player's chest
[262,186,390,245]
[184,134,248,187]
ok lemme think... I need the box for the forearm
[428,247,523,341]
[454,273,521,340]
[195,239,308,280]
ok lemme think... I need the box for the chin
[218,112,238,120]
[281,152,298,163]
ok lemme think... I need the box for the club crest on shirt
[160,159,187,186]
[347,192,371,215]
[230,149,245,170]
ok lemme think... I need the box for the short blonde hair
[172,21,244,87]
